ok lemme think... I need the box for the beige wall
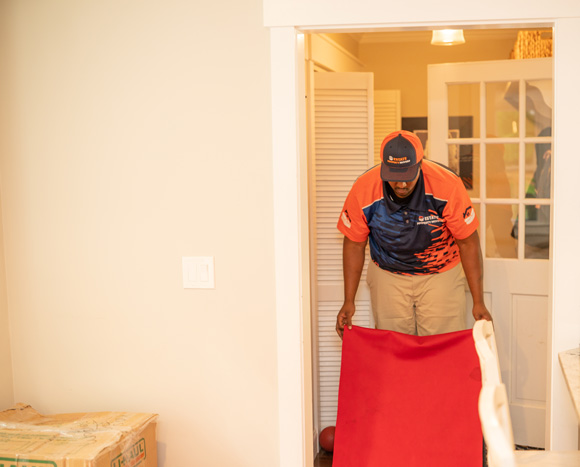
[360,35,516,117]
[0,3,14,410]
[0,200,13,408]
[0,1,278,466]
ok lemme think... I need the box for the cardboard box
[0,403,157,467]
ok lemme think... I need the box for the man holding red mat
[336,130,492,338]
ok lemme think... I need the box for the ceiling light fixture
[431,29,465,46]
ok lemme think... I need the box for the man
[336,130,492,338]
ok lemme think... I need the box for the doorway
[270,20,580,467]
[306,28,554,462]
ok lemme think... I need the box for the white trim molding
[270,27,314,467]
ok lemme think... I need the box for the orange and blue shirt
[337,160,478,275]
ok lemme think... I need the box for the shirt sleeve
[337,181,371,243]
[443,179,479,240]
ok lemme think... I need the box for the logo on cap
[380,130,424,182]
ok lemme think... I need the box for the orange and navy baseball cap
[380,130,424,182]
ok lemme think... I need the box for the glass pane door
[447,78,552,260]
[428,57,553,448]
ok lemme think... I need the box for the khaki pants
[366,261,467,336]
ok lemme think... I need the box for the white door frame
[270,20,580,467]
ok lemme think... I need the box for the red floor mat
[333,326,483,467]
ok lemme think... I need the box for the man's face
[387,169,420,199]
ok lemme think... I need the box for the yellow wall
[360,35,516,117]
[324,33,360,57]
[0,1,278,465]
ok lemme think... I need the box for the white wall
[0,1,278,466]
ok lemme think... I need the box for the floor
[313,451,332,467]
[313,445,542,466]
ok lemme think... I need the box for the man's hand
[336,236,367,339]
[472,302,492,322]
[456,231,493,323]
[336,302,355,339]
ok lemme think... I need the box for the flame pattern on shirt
[337,161,477,276]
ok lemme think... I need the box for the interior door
[308,72,375,433]
[428,58,553,448]
[309,72,403,435]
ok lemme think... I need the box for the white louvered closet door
[311,73,401,430]
[374,90,401,165]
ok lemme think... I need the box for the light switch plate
[182,256,215,289]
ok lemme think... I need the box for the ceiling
[348,28,552,45]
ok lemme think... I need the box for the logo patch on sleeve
[463,206,475,225]
[341,210,352,228]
